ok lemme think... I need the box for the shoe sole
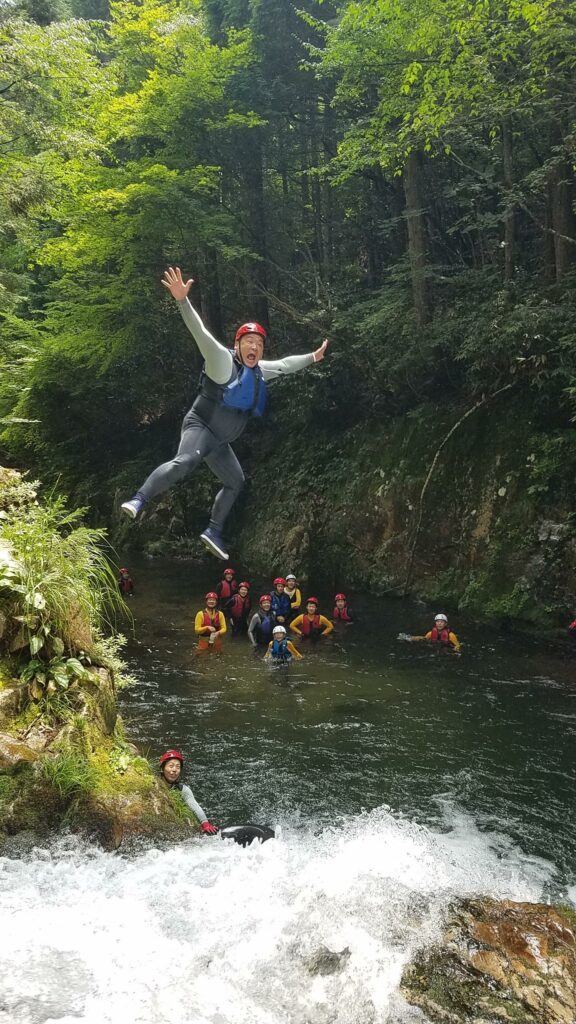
[200,533,229,560]
[120,503,139,520]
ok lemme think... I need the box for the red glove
[201,821,219,835]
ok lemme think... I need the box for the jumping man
[121,267,329,560]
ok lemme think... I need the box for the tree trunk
[403,149,431,326]
[199,247,224,340]
[502,118,515,284]
[547,156,575,281]
[243,132,270,325]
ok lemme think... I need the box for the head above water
[159,749,183,783]
[273,625,286,637]
[223,567,235,578]
[273,577,286,591]
[234,322,268,369]
[259,594,272,608]
[205,591,218,608]
[306,597,319,613]
[434,613,448,624]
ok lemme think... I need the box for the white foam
[0,806,555,1024]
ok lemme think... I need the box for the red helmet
[223,567,235,575]
[273,577,286,587]
[205,591,218,601]
[235,322,267,344]
[335,593,346,602]
[259,594,272,604]
[160,749,183,768]
[306,596,319,606]
[119,567,129,573]
[238,581,250,589]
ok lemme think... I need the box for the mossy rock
[401,898,576,1024]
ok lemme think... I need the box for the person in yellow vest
[284,573,301,622]
[195,591,227,653]
[290,597,334,639]
[408,613,461,654]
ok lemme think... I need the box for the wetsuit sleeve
[287,641,302,659]
[218,612,227,635]
[290,615,304,635]
[319,615,334,636]
[180,783,208,823]
[195,611,211,635]
[177,298,233,385]
[449,631,461,653]
[259,353,315,381]
[247,614,259,645]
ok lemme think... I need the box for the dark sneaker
[200,527,229,560]
[120,497,145,520]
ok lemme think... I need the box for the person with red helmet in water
[290,597,334,639]
[194,591,227,652]
[159,750,218,834]
[121,266,329,560]
[226,581,251,634]
[216,566,237,603]
[270,577,292,626]
[118,567,134,597]
[248,594,274,647]
[333,592,354,624]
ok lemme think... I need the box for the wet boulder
[306,945,351,976]
[401,897,576,1023]
[0,732,38,771]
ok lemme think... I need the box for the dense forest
[1,0,576,624]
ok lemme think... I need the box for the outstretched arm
[260,339,329,382]
[162,267,233,385]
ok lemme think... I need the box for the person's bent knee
[171,452,201,481]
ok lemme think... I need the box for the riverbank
[0,467,200,849]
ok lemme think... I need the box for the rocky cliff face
[232,396,576,629]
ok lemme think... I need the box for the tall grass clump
[0,487,125,698]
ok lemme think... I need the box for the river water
[1,556,575,1024]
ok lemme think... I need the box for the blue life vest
[272,638,291,662]
[254,612,273,644]
[198,358,267,419]
[271,592,292,620]
[222,362,267,417]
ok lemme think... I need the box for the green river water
[120,556,576,891]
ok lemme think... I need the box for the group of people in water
[115,265,464,833]
[194,568,355,663]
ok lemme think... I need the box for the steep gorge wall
[233,395,576,628]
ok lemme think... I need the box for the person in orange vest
[290,597,334,640]
[332,592,354,624]
[408,613,461,654]
[194,592,227,653]
[227,581,251,634]
[216,567,237,603]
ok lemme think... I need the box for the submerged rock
[401,897,576,1024]
[306,945,351,976]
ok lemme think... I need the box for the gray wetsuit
[137,299,315,529]
[177,782,208,824]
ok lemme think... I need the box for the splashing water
[0,805,557,1024]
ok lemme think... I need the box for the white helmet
[434,613,448,622]
[273,625,287,636]
[285,573,297,581]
